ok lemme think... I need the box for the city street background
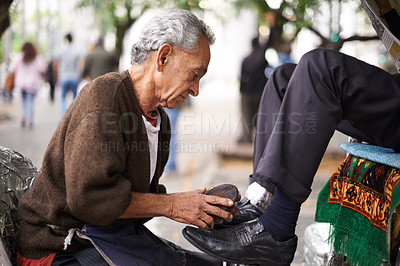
[0,1,387,263]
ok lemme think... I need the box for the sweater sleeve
[64,111,132,226]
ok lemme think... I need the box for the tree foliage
[76,0,203,58]
[76,0,386,57]
[0,0,13,38]
[230,0,380,51]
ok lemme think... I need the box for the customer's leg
[252,63,296,185]
[246,60,382,237]
[228,64,298,222]
[252,62,381,185]
[257,48,400,243]
[254,49,400,204]
[183,49,400,265]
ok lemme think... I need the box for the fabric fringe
[329,225,387,266]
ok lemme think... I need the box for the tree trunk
[115,18,136,60]
[0,0,13,37]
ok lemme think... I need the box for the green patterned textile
[316,154,400,266]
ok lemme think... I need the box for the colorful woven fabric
[315,154,400,266]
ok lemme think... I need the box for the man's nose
[189,82,200,97]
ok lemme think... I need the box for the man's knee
[261,63,297,103]
[270,63,297,83]
[299,48,342,70]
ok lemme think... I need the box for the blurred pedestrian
[54,33,84,115]
[164,107,180,174]
[237,36,269,144]
[46,59,56,103]
[10,42,46,129]
[82,37,119,80]
[277,42,293,65]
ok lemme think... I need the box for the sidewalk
[0,87,60,168]
[0,83,344,265]
[0,104,11,122]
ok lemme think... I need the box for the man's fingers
[191,188,207,194]
[205,195,234,207]
[213,217,224,224]
[192,219,210,229]
[200,212,214,228]
[228,205,240,216]
[190,212,213,229]
[205,204,233,221]
[233,206,239,215]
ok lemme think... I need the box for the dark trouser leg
[253,63,378,172]
[252,63,296,173]
[252,49,400,204]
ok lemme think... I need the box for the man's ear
[155,44,173,72]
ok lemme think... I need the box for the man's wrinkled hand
[167,188,235,229]
[205,184,241,225]
[213,205,239,225]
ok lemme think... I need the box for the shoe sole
[182,229,289,266]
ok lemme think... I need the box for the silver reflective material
[0,146,38,264]
[245,182,273,212]
[303,222,331,266]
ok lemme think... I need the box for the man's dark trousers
[251,48,400,204]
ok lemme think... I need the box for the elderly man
[16,9,234,266]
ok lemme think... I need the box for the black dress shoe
[214,197,262,229]
[182,219,297,266]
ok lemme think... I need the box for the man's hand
[212,205,239,226]
[204,184,240,226]
[167,188,235,229]
[119,189,235,229]
[374,0,393,14]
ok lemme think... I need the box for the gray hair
[130,9,215,64]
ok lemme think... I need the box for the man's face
[157,35,211,109]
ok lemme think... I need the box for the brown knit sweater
[16,71,171,259]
